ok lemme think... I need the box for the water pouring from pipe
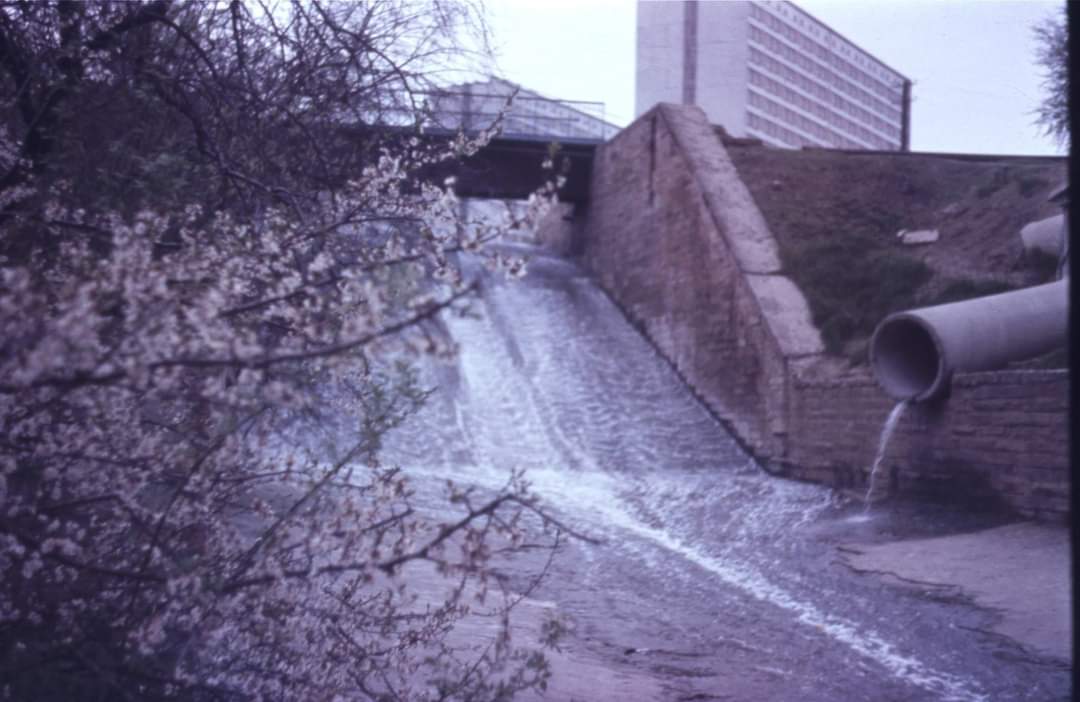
[862,401,907,514]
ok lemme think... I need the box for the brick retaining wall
[784,364,1070,522]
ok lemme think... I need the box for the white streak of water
[620,515,987,702]
[863,401,908,512]
[503,467,986,702]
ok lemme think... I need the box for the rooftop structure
[637,0,912,150]
[427,77,618,143]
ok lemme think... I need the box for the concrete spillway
[344,244,1068,700]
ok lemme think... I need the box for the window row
[748,90,874,150]
[747,111,815,148]
[749,2,902,103]
[748,70,896,150]
[749,23,902,123]
[747,111,867,150]
[749,93,866,149]
[749,47,900,140]
[754,0,893,83]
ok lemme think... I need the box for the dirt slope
[724,137,1066,360]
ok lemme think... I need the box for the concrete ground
[513,518,1074,701]
[838,521,1072,663]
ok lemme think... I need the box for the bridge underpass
[345,124,598,204]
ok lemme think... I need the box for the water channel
[379,243,1069,701]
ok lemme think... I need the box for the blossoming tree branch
[0,1,571,699]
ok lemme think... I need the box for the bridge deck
[347,124,599,204]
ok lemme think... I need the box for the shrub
[974,168,1011,199]
[922,278,1017,307]
[1017,175,1050,198]
[1024,248,1063,282]
[0,3,565,700]
[783,234,933,356]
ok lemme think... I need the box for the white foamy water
[372,247,1036,701]
[574,477,986,702]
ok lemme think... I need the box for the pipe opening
[870,317,943,401]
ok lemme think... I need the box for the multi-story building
[637,0,911,150]
[428,77,618,143]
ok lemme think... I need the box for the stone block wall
[784,365,1070,522]
[568,103,1070,522]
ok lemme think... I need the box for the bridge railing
[366,90,617,144]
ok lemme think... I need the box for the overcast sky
[483,0,1065,156]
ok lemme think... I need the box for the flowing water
[862,401,908,514]
[372,244,1068,701]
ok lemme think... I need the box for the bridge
[439,130,597,204]
[343,124,600,205]
[345,87,611,204]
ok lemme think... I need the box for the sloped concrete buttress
[656,104,783,276]
[656,104,822,360]
[745,275,825,357]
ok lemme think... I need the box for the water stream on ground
[361,244,1068,700]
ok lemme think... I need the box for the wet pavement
[838,521,1071,664]
[381,244,1071,701]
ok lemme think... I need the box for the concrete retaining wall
[568,103,1070,522]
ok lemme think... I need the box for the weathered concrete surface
[452,594,667,702]
[659,104,782,275]
[839,523,1071,662]
[745,274,824,356]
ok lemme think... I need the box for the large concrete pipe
[869,279,1068,401]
